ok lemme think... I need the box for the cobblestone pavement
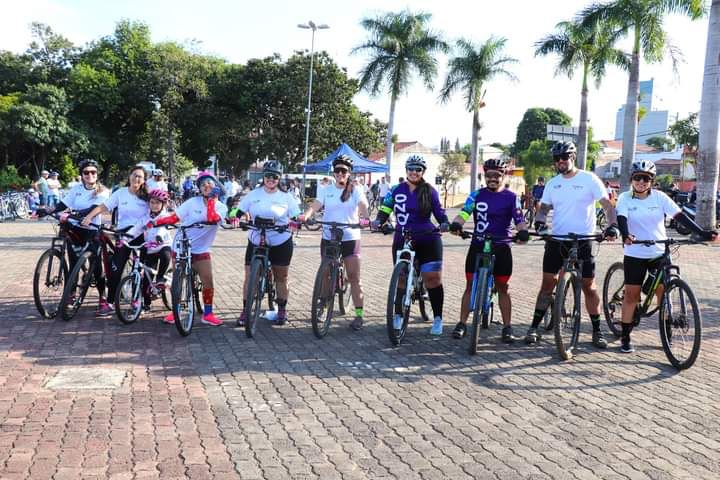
[1,218,720,479]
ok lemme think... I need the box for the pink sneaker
[98,301,114,317]
[201,312,223,326]
[163,312,175,324]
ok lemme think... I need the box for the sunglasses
[485,172,503,180]
[553,153,571,162]
[264,173,279,180]
[82,170,97,176]
[632,175,652,183]
[406,167,424,173]
[333,168,349,175]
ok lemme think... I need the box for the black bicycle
[33,211,73,318]
[602,238,702,369]
[309,220,361,338]
[169,223,207,336]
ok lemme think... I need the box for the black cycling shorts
[623,255,664,286]
[465,243,512,278]
[320,239,360,258]
[543,239,595,279]
[392,237,443,272]
[244,237,294,267]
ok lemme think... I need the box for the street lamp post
[298,20,329,200]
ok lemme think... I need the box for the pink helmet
[149,188,169,203]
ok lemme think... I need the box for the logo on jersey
[474,201,489,233]
[394,193,409,226]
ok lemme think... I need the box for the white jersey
[316,185,368,241]
[224,180,240,197]
[174,196,228,254]
[239,187,300,246]
[616,190,681,259]
[541,170,607,236]
[104,187,149,230]
[146,179,168,192]
[63,184,110,228]
[125,211,174,254]
[379,182,390,198]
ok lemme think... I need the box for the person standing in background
[47,172,61,208]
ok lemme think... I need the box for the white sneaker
[430,317,443,336]
[393,314,403,330]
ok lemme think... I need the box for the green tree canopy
[514,107,572,154]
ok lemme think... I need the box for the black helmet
[551,141,577,157]
[332,154,353,171]
[631,160,656,177]
[263,160,283,176]
[79,159,100,171]
[483,158,508,174]
[405,154,427,170]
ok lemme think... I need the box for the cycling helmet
[263,160,283,176]
[153,169,164,177]
[332,154,353,171]
[405,154,427,171]
[483,158,508,174]
[195,170,219,188]
[551,141,577,157]
[631,159,657,177]
[79,159,100,171]
[148,188,169,203]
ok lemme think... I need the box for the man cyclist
[525,141,619,348]
[449,158,529,343]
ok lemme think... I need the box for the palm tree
[696,0,720,229]
[535,20,627,170]
[579,0,705,190]
[352,10,448,175]
[439,37,517,191]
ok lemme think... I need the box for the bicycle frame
[469,237,496,314]
[394,230,419,310]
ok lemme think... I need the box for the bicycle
[33,211,74,318]
[169,222,208,336]
[382,226,432,346]
[602,238,703,369]
[309,220,361,338]
[239,219,290,339]
[59,221,119,321]
[536,232,605,360]
[114,239,172,324]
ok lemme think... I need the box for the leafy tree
[518,139,555,186]
[353,10,448,174]
[0,51,34,94]
[0,165,30,190]
[438,152,466,207]
[645,136,674,150]
[514,107,572,154]
[454,138,461,152]
[535,19,627,169]
[580,0,705,189]
[26,22,77,85]
[669,112,699,151]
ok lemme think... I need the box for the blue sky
[2,0,710,148]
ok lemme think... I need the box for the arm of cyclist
[512,203,529,243]
[371,188,396,231]
[358,191,370,224]
[673,211,718,241]
[81,203,109,227]
[430,187,450,232]
[533,202,552,232]
[450,192,476,235]
[599,197,620,240]
[300,199,323,224]
[617,215,634,245]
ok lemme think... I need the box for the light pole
[298,20,329,199]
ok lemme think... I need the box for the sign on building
[546,124,579,143]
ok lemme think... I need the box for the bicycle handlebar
[457,229,516,242]
[311,220,364,229]
[631,238,702,246]
[530,231,604,242]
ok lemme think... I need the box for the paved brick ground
[1,218,720,479]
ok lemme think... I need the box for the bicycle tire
[171,262,195,336]
[61,251,93,321]
[245,258,265,338]
[416,279,429,322]
[602,261,625,338]
[161,268,173,311]
[115,274,142,324]
[33,248,68,319]
[542,303,553,331]
[310,259,337,339]
[266,270,276,312]
[386,262,410,346]
[468,268,489,356]
[659,278,701,370]
[675,221,691,236]
[553,271,581,360]
[339,266,352,314]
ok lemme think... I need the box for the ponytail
[416,178,432,217]
[341,179,355,202]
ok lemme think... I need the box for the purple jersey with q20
[458,188,524,246]
[379,182,448,244]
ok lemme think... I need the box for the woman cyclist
[124,188,174,317]
[371,155,450,336]
[147,171,228,326]
[232,161,301,327]
[83,165,150,315]
[301,154,371,331]
[616,160,717,353]
[44,159,112,315]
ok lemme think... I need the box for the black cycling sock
[394,288,406,315]
[590,314,601,332]
[530,308,547,329]
[277,299,287,310]
[427,285,444,319]
[621,322,633,340]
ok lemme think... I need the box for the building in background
[614,79,675,145]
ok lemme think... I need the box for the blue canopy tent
[304,143,388,173]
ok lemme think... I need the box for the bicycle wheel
[115,274,142,324]
[161,268,173,311]
[602,261,625,338]
[61,251,93,321]
[310,259,337,339]
[596,210,606,229]
[266,269,276,312]
[245,258,265,338]
[553,271,581,360]
[659,278,701,370]
[171,261,195,336]
[33,248,68,319]
[468,268,489,356]
[306,212,323,231]
[338,266,352,314]
[415,278,430,322]
[386,262,410,346]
